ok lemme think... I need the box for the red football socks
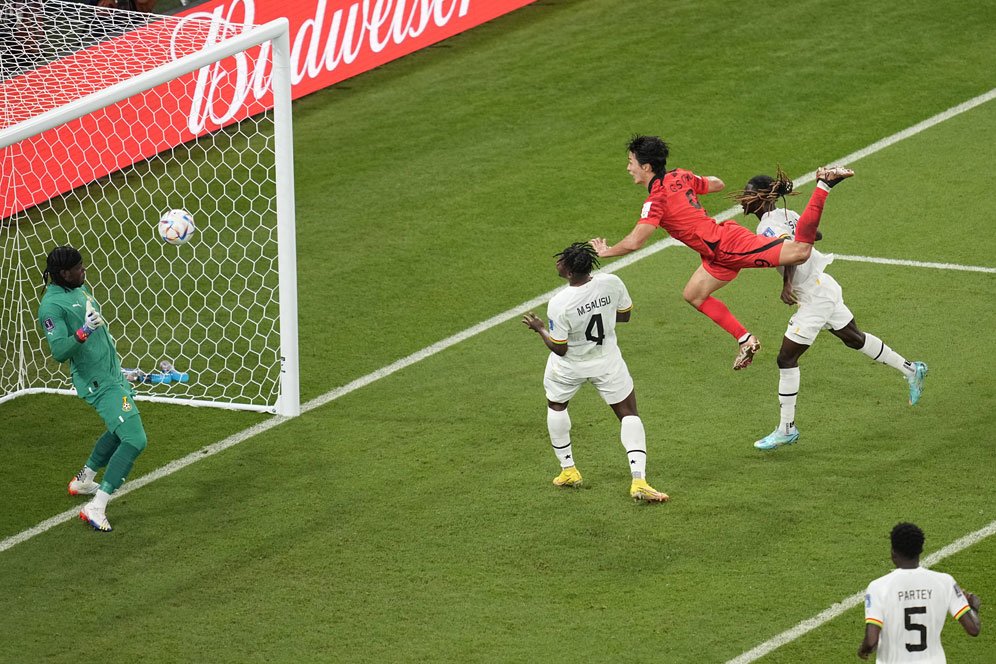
[697,296,748,339]
[794,186,829,245]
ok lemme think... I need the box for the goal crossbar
[1,18,289,150]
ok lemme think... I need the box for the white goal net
[0,1,299,416]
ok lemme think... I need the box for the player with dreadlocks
[590,135,853,371]
[37,245,149,532]
[522,242,669,503]
[859,522,981,662]
[737,170,928,450]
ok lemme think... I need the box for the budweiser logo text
[179,0,473,133]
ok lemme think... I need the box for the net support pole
[271,24,300,417]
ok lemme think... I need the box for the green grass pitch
[2,1,995,661]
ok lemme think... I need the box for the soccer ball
[158,209,195,245]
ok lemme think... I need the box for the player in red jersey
[590,135,852,370]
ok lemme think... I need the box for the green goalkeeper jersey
[37,283,128,399]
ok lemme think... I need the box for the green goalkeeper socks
[86,430,121,471]
[100,441,141,494]
[98,417,148,493]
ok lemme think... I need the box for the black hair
[555,242,600,277]
[891,522,925,559]
[43,245,82,287]
[627,135,670,176]
[731,166,796,209]
[747,174,776,192]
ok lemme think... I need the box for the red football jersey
[637,168,722,257]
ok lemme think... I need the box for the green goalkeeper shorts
[85,383,141,433]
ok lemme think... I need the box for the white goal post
[0,6,299,416]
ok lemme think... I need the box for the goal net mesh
[1,0,287,413]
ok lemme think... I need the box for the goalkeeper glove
[75,301,105,342]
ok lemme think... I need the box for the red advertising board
[1,0,537,217]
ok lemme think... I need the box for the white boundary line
[834,254,996,274]
[725,519,996,664]
[2,89,994,555]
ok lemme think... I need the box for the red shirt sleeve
[691,173,710,195]
[638,193,666,227]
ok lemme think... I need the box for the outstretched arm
[590,223,656,258]
[704,176,725,193]
[522,312,568,356]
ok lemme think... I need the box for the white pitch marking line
[725,519,996,664]
[2,89,995,554]
[834,254,996,274]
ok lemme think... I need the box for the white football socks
[91,489,111,511]
[860,333,915,377]
[546,408,574,468]
[620,415,647,479]
[778,367,800,433]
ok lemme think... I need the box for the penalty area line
[725,519,996,664]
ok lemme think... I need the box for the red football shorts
[700,222,786,281]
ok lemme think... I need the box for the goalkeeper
[37,246,148,532]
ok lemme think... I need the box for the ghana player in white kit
[522,242,668,502]
[736,171,929,451]
[859,522,981,662]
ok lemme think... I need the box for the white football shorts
[543,352,634,405]
[785,274,854,345]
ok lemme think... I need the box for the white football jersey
[546,272,633,378]
[864,567,972,663]
[755,208,833,296]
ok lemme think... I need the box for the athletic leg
[775,338,808,432]
[779,168,853,264]
[543,357,584,487]
[684,266,761,369]
[547,400,581,486]
[69,429,120,495]
[80,416,147,532]
[605,383,667,502]
[831,319,927,404]
[684,265,738,333]
[87,429,121,471]
[98,416,148,494]
[754,337,809,450]
[609,391,646,479]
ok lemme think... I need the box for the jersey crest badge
[121,396,132,412]
[44,317,55,332]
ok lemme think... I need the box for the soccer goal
[0,2,299,416]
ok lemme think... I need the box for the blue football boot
[908,361,928,405]
[754,427,800,450]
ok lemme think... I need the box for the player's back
[546,272,632,377]
[642,169,722,254]
[866,567,969,663]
